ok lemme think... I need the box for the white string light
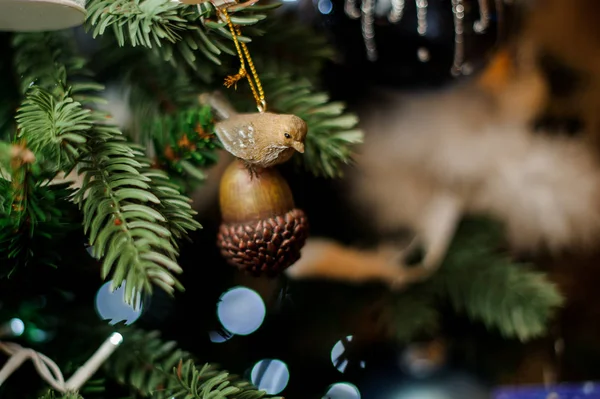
[0,332,123,393]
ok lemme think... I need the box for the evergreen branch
[431,219,564,341]
[146,105,220,191]
[260,73,363,178]
[0,143,77,275]
[38,391,83,399]
[251,16,336,81]
[11,33,95,99]
[74,134,187,303]
[107,329,278,399]
[11,32,201,303]
[84,5,361,180]
[0,179,78,274]
[16,87,91,169]
[171,360,270,399]
[137,157,203,243]
[107,329,189,397]
[85,0,277,69]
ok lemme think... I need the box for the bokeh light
[9,318,24,336]
[85,243,99,259]
[95,280,143,325]
[208,330,232,343]
[400,340,447,378]
[250,359,289,395]
[317,0,333,14]
[396,386,448,399]
[28,328,50,343]
[110,332,124,345]
[325,382,361,399]
[331,335,354,373]
[217,286,265,336]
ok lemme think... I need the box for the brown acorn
[217,160,309,276]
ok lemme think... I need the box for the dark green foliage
[85,0,362,179]
[86,0,279,69]
[250,16,336,80]
[261,73,362,177]
[0,1,564,397]
[107,329,189,397]
[7,32,201,304]
[148,105,221,191]
[381,293,439,343]
[75,136,189,303]
[382,218,564,342]
[0,142,78,276]
[430,219,564,341]
[106,329,279,399]
[16,87,91,169]
[38,391,83,399]
[0,177,78,276]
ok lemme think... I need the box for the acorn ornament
[213,2,309,275]
[217,160,309,276]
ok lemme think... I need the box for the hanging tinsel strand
[343,0,503,74]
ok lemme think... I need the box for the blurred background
[3,0,600,398]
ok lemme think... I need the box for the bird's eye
[284,133,291,139]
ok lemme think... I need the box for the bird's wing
[214,119,258,159]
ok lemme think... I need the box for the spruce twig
[431,219,564,341]
[106,329,278,399]
[85,0,278,69]
[9,32,201,304]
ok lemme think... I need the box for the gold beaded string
[220,7,267,113]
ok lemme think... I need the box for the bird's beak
[291,141,305,153]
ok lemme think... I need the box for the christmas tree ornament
[206,5,310,275]
[214,112,307,169]
[342,0,498,75]
[311,0,508,88]
[217,160,309,276]
[211,6,307,172]
[0,0,85,32]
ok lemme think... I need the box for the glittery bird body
[214,112,307,169]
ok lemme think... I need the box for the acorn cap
[219,160,295,224]
[217,208,309,276]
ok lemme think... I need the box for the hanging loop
[220,6,267,112]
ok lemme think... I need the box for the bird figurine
[214,112,307,171]
[199,91,308,174]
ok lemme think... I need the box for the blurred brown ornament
[217,160,309,276]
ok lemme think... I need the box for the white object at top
[0,0,86,32]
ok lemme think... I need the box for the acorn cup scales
[217,160,309,276]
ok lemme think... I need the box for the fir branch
[85,5,362,179]
[85,0,277,69]
[0,143,77,275]
[38,391,83,399]
[0,179,78,274]
[137,157,203,243]
[16,87,91,169]
[11,32,201,303]
[107,329,278,399]
[172,360,270,399]
[260,73,363,178]
[146,106,220,191]
[74,135,188,302]
[431,219,564,341]
[251,16,336,81]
